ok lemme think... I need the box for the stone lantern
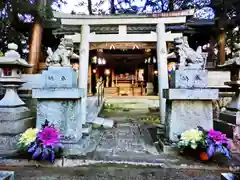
[214,43,240,151]
[216,44,240,180]
[0,43,33,155]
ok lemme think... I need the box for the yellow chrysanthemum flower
[181,129,203,142]
[19,128,38,146]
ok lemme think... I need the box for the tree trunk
[169,0,174,11]
[26,18,43,74]
[88,0,93,15]
[110,0,115,14]
[218,28,226,65]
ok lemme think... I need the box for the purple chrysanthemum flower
[38,127,61,146]
[208,129,230,147]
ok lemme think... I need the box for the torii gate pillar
[156,23,169,124]
[78,24,90,126]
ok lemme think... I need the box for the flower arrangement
[18,120,63,163]
[177,127,231,161]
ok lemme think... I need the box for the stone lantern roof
[218,59,240,68]
[0,43,32,68]
[218,43,240,68]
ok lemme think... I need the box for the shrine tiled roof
[52,18,214,35]
[52,9,215,35]
[53,9,195,19]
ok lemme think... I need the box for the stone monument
[0,43,33,154]
[32,39,85,153]
[164,37,219,142]
[214,43,240,145]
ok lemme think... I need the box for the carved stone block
[32,67,85,151]
[171,70,208,88]
[166,100,213,141]
[42,67,77,88]
[33,87,84,143]
[163,89,219,100]
[32,88,85,99]
[36,98,82,143]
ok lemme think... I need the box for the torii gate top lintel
[53,9,195,26]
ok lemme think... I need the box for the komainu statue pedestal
[164,69,218,141]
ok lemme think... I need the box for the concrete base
[0,106,34,154]
[166,100,214,142]
[0,107,33,133]
[0,135,19,155]
[36,99,83,143]
[163,88,218,142]
[163,89,219,100]
[32,86,85,144]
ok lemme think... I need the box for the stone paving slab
[93,123,151,158]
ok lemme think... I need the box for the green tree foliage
[1,0,239,55]
[0,0,65,54]
[74,0,212,15]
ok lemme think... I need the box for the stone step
[93,152,179,164]
[221,173,234,180]
[0,171,14,180]
[214,119,235,139]
[82,124,92,135]
[104,88,118,95]
[92,117,114,128]
[219,110,240,125]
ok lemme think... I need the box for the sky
[53,0,110,14]
[53,0,173,14]
[57,0,88,13]
[52,0,215,19]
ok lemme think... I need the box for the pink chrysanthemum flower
[38,127,60,146]
[208,129,230,148]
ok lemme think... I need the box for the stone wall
[20,95,37,120]
[208,71,230,87]
[18,74,41,118]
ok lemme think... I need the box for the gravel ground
[1,166,222,180]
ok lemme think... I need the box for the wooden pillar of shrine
[111,69,115,87]
[146,49,154,95]
[88,65,92,94]
[219,28,226,65]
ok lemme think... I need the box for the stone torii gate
[53,9,195,125]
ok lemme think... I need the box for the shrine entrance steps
[103,87,147,97]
